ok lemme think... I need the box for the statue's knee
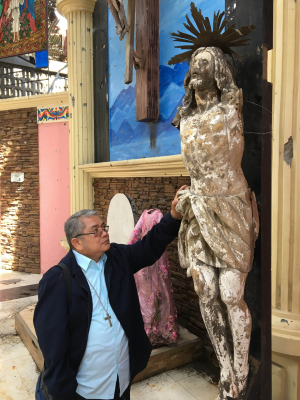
[192,279,203,298]
[194,281,217,304]
[199,290,217,305]
[220,290,237,306]
[191,266,217,303]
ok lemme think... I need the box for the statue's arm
[226,87,244,131]
[236,88,244,132]
[171,106,182,130]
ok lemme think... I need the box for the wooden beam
[0,92,69,111]
[135,0,159,122]
[125,0,135,84]
[78,154,189,178]
[93,0,110,162]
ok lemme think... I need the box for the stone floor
[131,366,218,400]
[0,270,43,289]
[0,270,219,400]
[0,270,42,400]
[0,332,39,400]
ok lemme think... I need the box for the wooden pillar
[57,0,96,214]
[135,0,159,122]
[93,0,109,162]
[271,0,300,358]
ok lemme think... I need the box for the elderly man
[34,186,186,400]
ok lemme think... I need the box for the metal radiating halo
[168,2,256,66]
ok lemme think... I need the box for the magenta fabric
[128,209,180,345]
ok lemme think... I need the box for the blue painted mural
[109,0,225,161]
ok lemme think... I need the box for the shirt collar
[72,250,107,271]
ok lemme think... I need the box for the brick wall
[0,107,40,273]
[94,177,227,364]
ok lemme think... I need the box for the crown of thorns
[168,2,256,65]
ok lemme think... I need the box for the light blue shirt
[73,250,130,399]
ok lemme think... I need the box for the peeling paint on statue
[174,46,259,400]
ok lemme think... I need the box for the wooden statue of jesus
[175,46,259,400]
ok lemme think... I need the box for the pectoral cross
[105,312,113,327]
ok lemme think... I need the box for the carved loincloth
[176,188,259,275]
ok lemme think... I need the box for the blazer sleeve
[33,267,77,400]
[128,211,181,274]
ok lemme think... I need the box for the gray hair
[64,209,99,249]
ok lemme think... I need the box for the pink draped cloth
[128,209,180,346]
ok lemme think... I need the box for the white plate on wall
[107,193,135,244]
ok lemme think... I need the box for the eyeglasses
[75,226,109,239]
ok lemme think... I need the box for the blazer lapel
[104,247,116,294]
[67,250,91,297]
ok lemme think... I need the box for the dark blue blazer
[33,211,181,400]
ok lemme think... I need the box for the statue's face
[189,50,215,90]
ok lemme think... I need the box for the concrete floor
[0,270,219,400]
[131,367,218,400]
[0,270,43,290]
[0,269,42,400]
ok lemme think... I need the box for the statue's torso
[180,103,249,196]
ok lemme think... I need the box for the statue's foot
[235,365,249,399]
[218,369,239,399]
[216,392,227,400]
[217,384,237,399]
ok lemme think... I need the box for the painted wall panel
[109,0,225,161]
[38,121,70,273]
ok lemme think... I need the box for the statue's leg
[190,262,238,399]
[219,268,251,397]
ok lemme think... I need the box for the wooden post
[94,0,110,162]
[125,0,135,84]
[135,0,159,122]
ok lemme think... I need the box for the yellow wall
[271,0,300,318]
[271,0,300,398]
[271,0,300,327]
[272,353,299,400]
[57,0,96,214]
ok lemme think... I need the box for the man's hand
[171,185,188,219]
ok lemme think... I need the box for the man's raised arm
[128,185,187,274]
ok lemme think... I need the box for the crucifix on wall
[107,0,159,122]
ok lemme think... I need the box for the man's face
[189,50,215,90]
[71,215,111,261]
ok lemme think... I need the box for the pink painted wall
[39,122,70,274]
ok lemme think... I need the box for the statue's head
[188,48,217,92]
[180,47,238,118]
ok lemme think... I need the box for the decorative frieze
[37,106,69,123]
